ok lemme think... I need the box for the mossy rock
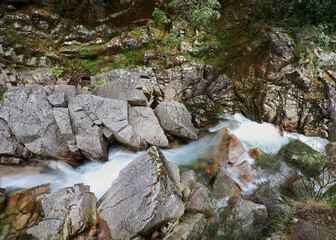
[278,139,327,177]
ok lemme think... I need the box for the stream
[0,113,329,199]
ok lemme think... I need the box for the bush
[168,0,221,30]
[256,0,336,27]
[152,8,170,28]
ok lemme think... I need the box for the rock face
[166,213,207,240]
[215,129,246,165]
[155,100,198,140]
[26,184,97,240]
[97,147,185,240]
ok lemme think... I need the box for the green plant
[0,87,8,100]
[168,0,221,30]
[51,68,64,79]
[90,78,108,91]
[254,153,281,174]
[152,8,170,28]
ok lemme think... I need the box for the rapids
[0,114,329,199]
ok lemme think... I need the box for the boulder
[212,167,242,199]
[98,147,184,240]
[185,183,217,216]
[248,148,264,159]
[0,119,18,156]
[0,87,75,162]
[47,92,67,107]
[26,184,97,240]
[67,96,108,161]
[129,106,169,147]
[215,128,246,165]
[155,100,198,140]
[278,139,327,177]
[166,213,207,240]
[92,68,147,106]
[180,170,197,190]
[75,94,146,149]
[219,198,267,240]
[0,188,5,211]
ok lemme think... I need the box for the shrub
[152,8,170,28]
[168,0,221,30]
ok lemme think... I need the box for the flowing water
[0,114,329,199]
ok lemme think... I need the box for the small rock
[231,160,258,186]
[180,170,197,190]
[213,167,242,199]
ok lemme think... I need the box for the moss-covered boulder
[278,139,327,177]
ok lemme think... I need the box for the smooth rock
[98,147,184,240]
[231,160,258,186]
[215,128,246,165]
[155,100,198,140]
[185,183,217,216]
[180,170,197,191]
[129,106,169,147]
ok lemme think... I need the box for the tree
[168,0,221,29]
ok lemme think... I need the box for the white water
[0,113,329,199]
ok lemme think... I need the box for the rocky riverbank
[0,0,335,239]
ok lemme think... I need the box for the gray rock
[98,147,185,240]
[68,96,108,161]
[26,219,64,240]
[53,108,74,141]
[54,84,76,98]
[129,106,168,147]
[92,68,148,106]
[181,41,193,54]
[0,119,18,155]
[75,94,146,149]
[185,183,217,216]
[18,69,56,86]
[155,100,198,140]
[221,198,267,240]
[269,28,296,63]
[213,167,242,199]
[156,67,183,101]
[0,87,73,161]
[166,213,206,240]
[47,92,67,107]
[26,184,97,240]
[180,170,197,190]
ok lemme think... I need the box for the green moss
[0,86,8,100]
[278,139,327,177]
[253,153,281,174]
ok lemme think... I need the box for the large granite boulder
[129,106,169,148]
[155,100,198,140]
[98,147,185,240]
[75,94,147,149]
[0,87,75,162]
[26,184,97,240]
